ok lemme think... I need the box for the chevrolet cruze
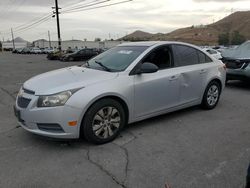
[14,42,226,144]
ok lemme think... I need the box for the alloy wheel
[207,85,219,106]
[92,106,121,139]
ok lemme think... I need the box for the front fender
[66,76,134,133]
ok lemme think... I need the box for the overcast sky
[0,0,250,42]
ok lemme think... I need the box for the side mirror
[137,62,159,74]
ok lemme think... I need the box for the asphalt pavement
[0,52,249,188]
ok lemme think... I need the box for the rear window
[198,51,213,63]
[172,45,199,67]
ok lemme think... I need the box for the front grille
[17,97,31,108]
[37,123,65,133]
[224,60,245,69]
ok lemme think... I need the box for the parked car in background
[222,41,250,81]
[60,48,98,61]
[21,48,31,54]
[17,48,24,54]
[213,46,228,53]
[66,48,76,54]
[30,47,42,54]
[12,49,18,53]
[14,41,226,144]
[93,48,105,54]
[47,51,63,60]
[202,48,222,60]
[43,48,54,54]
[12,48,23,53]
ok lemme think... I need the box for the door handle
[169,75,178,81]
[200,69,207,74]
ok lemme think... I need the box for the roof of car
[118,41,161,47]
[118,41,197,48]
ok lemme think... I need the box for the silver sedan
[14,41,226,144]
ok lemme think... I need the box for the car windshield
[85,46,148,72]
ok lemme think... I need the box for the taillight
[223,64,227,70]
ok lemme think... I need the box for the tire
[82,98,126,144]
[201,80,221,110]
[68,57,74,61]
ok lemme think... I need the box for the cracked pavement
[0,52,250,188]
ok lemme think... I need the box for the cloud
[193,0,247,2]
[0,0,250,41]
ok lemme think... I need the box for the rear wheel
[68,57,74,61]
[82,98,126,144]
[201,81,221,110]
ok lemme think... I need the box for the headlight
[37,91,72,107]
[17,87,24,97]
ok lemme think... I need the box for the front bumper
[227,67,250,81]
[14,92,83,139]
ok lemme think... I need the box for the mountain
[12,37,29,43]
[121,11,250,45]
[122,30,154,41]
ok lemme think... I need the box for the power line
[14,13,52,30]
[63,0,106,12]
[0,13,52,34]
[14,15,52,35]
[0,0,106,35]
[1,0,133,39]
[62,0,132,14]
[62,0,110,13]
[62,0,92,9]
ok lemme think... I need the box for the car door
[75,50,84,61]
[133,45,181,118]
[171,44,209,104]
[85,49,92,59]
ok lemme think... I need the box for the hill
[12,37,28,43]
[122,30,154,41]
[121,11,250,45]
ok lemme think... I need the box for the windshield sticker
[118,50,133,55]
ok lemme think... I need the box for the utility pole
[48,30,51,48]
[52,0,61,52]
[11,28,15,50]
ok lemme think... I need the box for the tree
[218,33,230,45]
[231,31,246,45]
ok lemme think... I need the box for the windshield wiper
[94,61,111,72]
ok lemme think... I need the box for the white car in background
[43,48,55,54]
[30,47,42,54]
[202,48,222,60]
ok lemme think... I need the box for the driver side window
[142,46,172,70]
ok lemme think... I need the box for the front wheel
[81,99,126,144]
[68,57,74,61]
[201,81,221,110]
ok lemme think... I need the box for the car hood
[23,66,118,95]
[222,42,250,60]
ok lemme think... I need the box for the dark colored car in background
[60,48,98,61]
[47,51,63,60]
[221,41,250,81]
[21,48,31,54]
[47,49,76,60]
